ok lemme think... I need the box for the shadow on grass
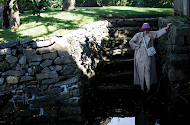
[0,7,173,42]
[70,7,173,19]
[0,29,27,42]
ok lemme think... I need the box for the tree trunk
[10,1,20,29]
[0,2,10,29]
[62,0,76,11]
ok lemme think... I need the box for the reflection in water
[108,117,135,125]
[85,91,165,125]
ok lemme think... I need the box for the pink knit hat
[141,23,152,32]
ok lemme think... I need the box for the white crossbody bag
[143,37,156,56]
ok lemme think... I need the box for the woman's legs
[144,56,151,92]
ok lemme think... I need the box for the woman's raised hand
[165,23,172,30]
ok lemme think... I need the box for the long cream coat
[129,28,167,90]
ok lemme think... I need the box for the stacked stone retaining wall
[158,17,190,111]
[0,20,109,125]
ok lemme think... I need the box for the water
[83,82,190,125]
[108,117,135,125]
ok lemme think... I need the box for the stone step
[102,47,134,57]
[97,70,134,84]
[98,84,135,90]
[101,37,131,48]
[109,27,159,37]
[97,58,134,73]
[109,27,140,37]
[108,18,158,28]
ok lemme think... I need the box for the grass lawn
[0,6,174,42]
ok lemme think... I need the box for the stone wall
[158,17,190,82]
[158,17,190,109]
[0,20,109,125]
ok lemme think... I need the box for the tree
[0,0,10,29]
[0,0,49,29]
[62,0,76,11]
[9,0,20,29]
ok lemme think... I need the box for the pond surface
[83,83,190,125]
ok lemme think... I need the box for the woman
[129,23,171,92]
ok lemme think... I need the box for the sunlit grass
[0,6,174,42]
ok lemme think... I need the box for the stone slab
[36,71,58,81]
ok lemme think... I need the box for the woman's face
[143,30,149,34]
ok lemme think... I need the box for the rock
[12,49,17,55]
[29,42,38,49]
[14,110,33,117]
[4,48,11,55]
[17,45,23,53]
[37,46,53,54]
[63,97,82,107]
[40,85,48,91]
[168,69,186,81]
[41,76,66,85]
[43,108,59,115]
[54,75,78,86]
[57,49,70,57]
[2,70,26,76]
[175,26,190,36]
[23,48,36,56]
[60,66,75,75]
[60,106,81,116]
[7,76,19,84]
[117,19,136,27]
[55,65,62,71]
[54,56,75,65]
[36,71,58,81]
[0,77,4,85]
[36,40,52,47]
[59,115,86,123]
[0,57,3,61]
[36,37,44,41]
[41,67,51,73]
[170,54,189,61]
[43,52,57,59]
[38,88,64,96]
[28,66,41,75]
[24,86,38,94]
[134,18,145,22]
[18,55,26,65]
[20,76,35,82]
[16,64,22,70]
[0,62,10,71]
[26,55,43,62]
[145,18,158,22]
[31,101,58,108]
[173,36,185,45]
[0,49,4,55]
[0,41,19,49]
[56,37,70,49]
[0,57,3,62]
[29,95,58,103]
[59,88,80,100]
[51,36,58,44]
[50,65,62,71]
[29,62,40,66]
[6,56,18,64]
[20,38,32,44]
[40,59,53,68]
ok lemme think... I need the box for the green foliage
[17,0,50,16]
[0,0,7,4]
[48,0,62,8]
[75,0,174,7]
